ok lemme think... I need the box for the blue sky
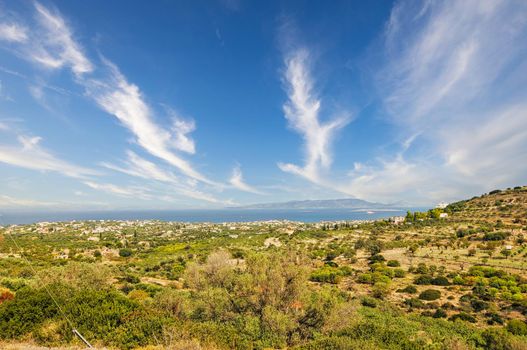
[0,0,526,210]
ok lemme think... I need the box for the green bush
[452,275,465,285]
[418,289,441,301]
[506,319,527,336]
[414,275,433,285]
[119,248,133,257]
[404,298,426,309]
[432,308,447,318]
[368,254,385,264]
[393,269,406,278]
[470,299,489,312]
[449,312,476,323]
[357,273,373,284]
[387,260,400,267]
[310,267,342,284]
[481,328,513,350]
[0,286,59,338]
[1,278,27,291]
[431,276,450,286]
[397,285,417,294]
[360,296,377,308]
[483,232,509,241]
[371,282,390,299]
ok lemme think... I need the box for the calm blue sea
[0,208,421,225]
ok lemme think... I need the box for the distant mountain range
[235,198,406,210]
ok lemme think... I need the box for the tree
[119,248,133,258]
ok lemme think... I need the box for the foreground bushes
[0,256,526,349]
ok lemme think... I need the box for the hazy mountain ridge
[235,198,400,210]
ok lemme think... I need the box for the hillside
[235,198,392,209]
[0,187,526,349]
[447,186,527,225]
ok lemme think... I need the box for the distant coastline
[0,207,423,226]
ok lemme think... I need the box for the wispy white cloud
[344,156,432,204]
[334,0,527,204]
[83,181,152,200]
[0,195,57,208]
[441,103,527,186]
[101,151,225,204]
[229,165,264,195]
[84,59,216,185]
[171,116,196,154]
[278,48,350,183]
[276,0,527,205]
[31,2,93,75]
[27,3,214,186]
[101,150,179,183]
[0,131,97,179]
[0,2,233,204]
[0,22,28,42]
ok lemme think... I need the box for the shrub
[119,248,133,257]
[310,267,342,284]
[368,254,385,264]
[431,276,450,286]
[457,229,469,238]
[360,296,377,308]
[470,299,489,312]
[481,328,513,350]
[483,232,509,241]
[418,289,441,301]
[0,286,59,338]
[397,285,417,294]
[432,308,447,318]
[404,298,425,309]
[371,282,390,299]
[506,319,527,336]
[325,261,339,268]
[128,289,150,302]
[452,275,465,285]
[357,273,373,284]
[393,269,406,278]
[415,263,429,274]
[449,312,476,323]
[1,278,27,291]
[414,275,433,285]
[486,312,504,325]
[387,260,400,267]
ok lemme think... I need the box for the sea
[0,208,422,226]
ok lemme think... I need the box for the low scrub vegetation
[1,187,527,349]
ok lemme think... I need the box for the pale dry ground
[0,343,107,350]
